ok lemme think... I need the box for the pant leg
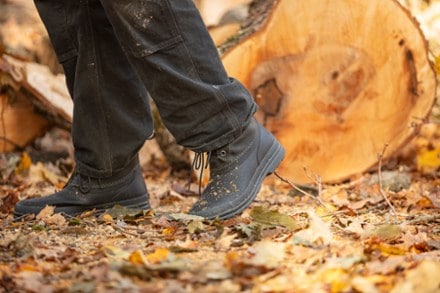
[99,0,257,153]
[34,0,154,178]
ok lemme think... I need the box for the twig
[377,144,397,215]
[405,214,440,225]
[273,171,347,229]
[274,172,357,231]
[1,95,8,152]
[274,171,326,207]
[303,167,323,198]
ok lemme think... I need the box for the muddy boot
[14,160,149,217]
[189,119,285,219]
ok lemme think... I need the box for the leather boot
[14,159,150,217]
[189,119,285,219]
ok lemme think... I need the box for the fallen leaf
[100,213,113,222]
[104,205,143,219]
[36,205,55,220]
[162,226,178,236]
[166,213,204,223]
[294,211,333,246]
[366,256,407,275]
[249,240,287,268]
[146,248,170,264]
[250,205,299,231]
[129,250,148,265]
[15,152,32,175]
[187,220,205,234]
[234,222,262,242]
[367,224,401,240]
[417,147,440,173]
[391,260,440,293]
[351,276,380,293]
[36,205,66,226]
[316,268,350,293]
[14,271,53,293]
[102,245,131,260]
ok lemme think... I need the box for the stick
[377,144,397,215]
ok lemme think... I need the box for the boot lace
[189,151,212,195]
[64,171,92,193]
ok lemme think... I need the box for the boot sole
[13,194,150,219]
[218,140,285,220]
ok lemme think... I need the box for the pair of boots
[14,119,284,220]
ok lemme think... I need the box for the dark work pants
[34,0,257,178]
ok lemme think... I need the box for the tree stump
[221,0,437,183]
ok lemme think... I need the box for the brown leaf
[36,205,66,226]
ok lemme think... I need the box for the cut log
[0,93,49,152]
[196,0,251,27]
[221,0,437,183]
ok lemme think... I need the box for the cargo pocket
[107,0,183,58]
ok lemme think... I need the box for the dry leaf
[15,152,32,175]
[367,224,401,240]
[294,211,333,245]
[417,147,440,173]
[250,205,299,231]
[102,245,131,260]
[391,260,440,293]
[146,248,171,264]
[249,240,287,268]
[129,250,148,265]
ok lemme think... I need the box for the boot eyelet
[219,150,227,156]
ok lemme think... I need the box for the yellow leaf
[16,152,32,174]
[318,268,350,293]
[146,248,170,264]
[417,147,440,172]
[17,264,41,272]
[162,226,178,236]
[434,54,440,75]
[224,251,239,270]
[376,243,407,256]
[128,250,147,265]
[101,214,113,222]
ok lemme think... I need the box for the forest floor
[0,120,439,293]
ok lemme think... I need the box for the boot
[14,160,150,217]
[189,119,285,219]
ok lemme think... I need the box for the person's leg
[42,0,154,177]
[14,0,152,216]
[99,0,285,219]
[99,0,257,152]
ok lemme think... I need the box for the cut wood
[0,54,72,152]
[0,93,49,152]
[196,0,251,27]
[221,0,437,183]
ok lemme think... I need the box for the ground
[0,122,439,292]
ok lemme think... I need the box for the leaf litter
[0,123,438,293]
